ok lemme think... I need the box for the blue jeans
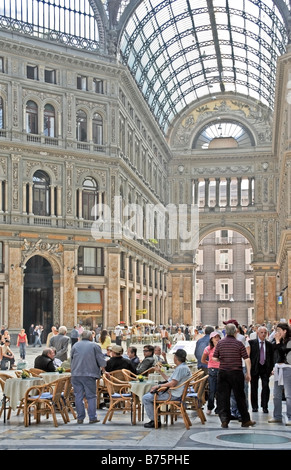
[207,368,219,411]
[71,376,98,421]
[19,343,26,359]
[143,390,174,421]
[33,336,42,347]
[273,367,291,420]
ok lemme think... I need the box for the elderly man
[247,326,274,413]
[49,325,70,362]
[213,323,255,428]
[34,348,56,372]
[71,330,107,424]
[142,348,191,428]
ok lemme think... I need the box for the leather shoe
[241,420,256,427]
[252,408,258,412]
[263,408,268,413]
[144,420,161,428]
[89,418,100,424]
[77,419,84,424]
[221,422,228,428]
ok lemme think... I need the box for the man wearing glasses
[136,345,156,374]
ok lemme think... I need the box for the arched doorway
[23,255,53,343]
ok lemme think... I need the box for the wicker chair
[102,375,141,425]
[0,373,13,420]
[185,375,208,424]
[61,376,76,422]
[153,376,193,430]
[23,377,68,427]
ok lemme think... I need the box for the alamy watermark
[90,196,199,251]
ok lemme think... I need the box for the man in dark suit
[247,326,274,413]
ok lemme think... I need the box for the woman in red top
[16,328,28,360]
[201,331,221,415]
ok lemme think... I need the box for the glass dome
[119,0,289,133]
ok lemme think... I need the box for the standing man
[71,330,107,424]
[49,325,70,362]
[70,326,79,346]
[213,323,255,428]
[194,325,214,373]
[247,326,274,413]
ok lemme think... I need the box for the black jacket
[248,339,273,376]
[105,356,135,373]
[34,354,56,372]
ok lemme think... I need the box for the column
[4,181,7,212]
[248,177,253,206]
[226,177,231,208]
[50,185,55,216]
[131,257,137,325]
[28,183,33,214]
[215,178,220,208]
[78,188,83,219]
[237,177,242,207]
[22,183,26,213]
[57,186,62,217]
[204,178,209,209]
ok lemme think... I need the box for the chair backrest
[195,375,208,401]
[103,375,130,396]
[141,367,155,376]
[0,373,13,392]
[51,377,67,401]
[28,368,44,376]
[108,370,127,381]
[188,375,208,399]
[121,369,137,381]
[62,376,73,400]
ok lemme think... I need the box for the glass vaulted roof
[119,0,289,134]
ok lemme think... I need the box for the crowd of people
[1,318,291,429]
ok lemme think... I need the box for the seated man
[1,339,15,369]
[136,345,156,375]
[126,346,140,372]
[154,345,167,364]
[34,348,56,372]
[105,345,136,373]
[142,349,191,428]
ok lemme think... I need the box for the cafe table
[39,372,71,384]
[3,377,44,423]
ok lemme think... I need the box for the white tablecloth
[130,380,155,402]
[39,372,71,384]
[4,377,44,410]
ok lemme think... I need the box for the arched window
[33,170,50,216]
[82,177,98,220]
[0,97,3,129]
[92,112,103,145]
[44,104,55,137]
[26,100,38,134]
[76,110,87,142]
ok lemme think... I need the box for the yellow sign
[136,309,147,314]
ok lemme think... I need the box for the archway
[23,255,53,343]
[195,228,254,328]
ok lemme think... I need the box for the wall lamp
[67,265,83,272]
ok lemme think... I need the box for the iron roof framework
[119,0,289,134]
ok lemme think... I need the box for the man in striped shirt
[213,323,255,428]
